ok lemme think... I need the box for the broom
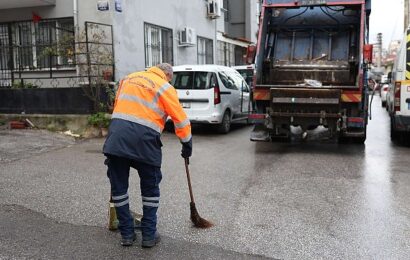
[184,158,213,228]
[108,193,119,231]
[108,193,143,231]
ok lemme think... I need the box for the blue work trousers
[105,155,162,240]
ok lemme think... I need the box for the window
[217,41,234,66]
[219,70,247,91]
[217,41,247,66]
[0,18,74,70]
[144,23,173,68]
[219,71,237,90]
[197,37,213,64]
[171,71,214,90]
[0,25,9,71]
[223,0,230,22]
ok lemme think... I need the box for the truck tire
[338,134,349,144]
[351,136,366,144]
[217,111,231,134]
[390,117,400,142]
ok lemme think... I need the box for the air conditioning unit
[180,27,196,46]
[207,0,222,19]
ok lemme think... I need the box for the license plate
[181,102,191,109]
[300,0,326,6]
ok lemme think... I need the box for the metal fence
[0,19,114,89]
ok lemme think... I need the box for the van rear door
[171,71,215,116]
[401,82,410,116]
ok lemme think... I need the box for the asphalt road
[0,95,409,259]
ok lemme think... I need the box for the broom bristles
[190,202,213,228]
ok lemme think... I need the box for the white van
[171,65,251,133]
[387,31,410,143]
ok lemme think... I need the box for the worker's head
[156,63,173,82]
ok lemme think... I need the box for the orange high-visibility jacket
[112,66,192,143]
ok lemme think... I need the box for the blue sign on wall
[115,0,122,12]
[97,1,109,11]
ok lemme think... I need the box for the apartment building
[0,0,259,88]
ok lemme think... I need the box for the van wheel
[391,118,398,141]
[217,111,231,134]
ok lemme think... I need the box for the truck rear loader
[249,0,372,143]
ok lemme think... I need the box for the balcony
[0,0,56,10]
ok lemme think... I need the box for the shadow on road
[254,140,365,156]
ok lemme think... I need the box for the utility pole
[377,33,382,69]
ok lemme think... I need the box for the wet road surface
[0,96,409,259]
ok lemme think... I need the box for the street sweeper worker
[103,63,192,248]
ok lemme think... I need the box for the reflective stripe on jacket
[103,67,191,166]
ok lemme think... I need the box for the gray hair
[156,63,173,80]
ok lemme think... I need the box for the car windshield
[171,71,213,90]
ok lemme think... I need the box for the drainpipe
[73,0,80,78]
[214,18,217,64]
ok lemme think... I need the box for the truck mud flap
[250,124,271,142]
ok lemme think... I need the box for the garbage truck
[249,0,372,143]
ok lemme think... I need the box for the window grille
[144,23,173,67]
[197,37,213,64]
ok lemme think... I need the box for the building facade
[0,0,259,87]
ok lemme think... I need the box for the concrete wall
[224,0,259,43]
[0,0,72,22]
[112,0,217,79]
[77,0,113,30]
[246,0,259,43]
[225,0,246,40]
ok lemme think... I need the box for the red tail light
[382,86,388,92]
[363,44,373,64]
[394,82,401,112]
[214,85,221,105]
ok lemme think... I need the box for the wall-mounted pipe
[73,0,79,77]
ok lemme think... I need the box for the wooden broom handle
[184,158,195,204]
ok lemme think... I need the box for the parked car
[381,74,389,84]
[171,65,251,133]
[232,64,255,88]
[380,83,389,107]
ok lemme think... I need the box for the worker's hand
[181,138,192,158]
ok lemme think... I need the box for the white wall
[112,0,217,79]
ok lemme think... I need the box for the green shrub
[11,81,38,89]
[88,112,110,128]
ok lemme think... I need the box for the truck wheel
[352,136,366,144]
[390,118,398,142]
[217,111,231,134]
[338,135,348,144]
